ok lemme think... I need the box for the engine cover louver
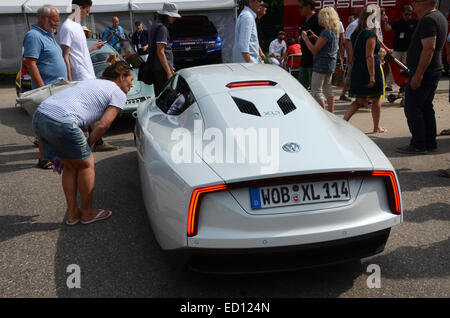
[232,97,261,117]
[277,94,297,115]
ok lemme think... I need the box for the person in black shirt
[131,21,149,61]
[148,2,180,96]
[385,5,418,64]
[396,0,447,154]
[297,0,323,89]
[256,1,268,62]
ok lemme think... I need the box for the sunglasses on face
[404,13,412,16]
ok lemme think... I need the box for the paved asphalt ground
[0,78,448,298]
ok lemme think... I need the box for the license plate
[250,179,351,210]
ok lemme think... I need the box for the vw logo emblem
[282,142,301,153]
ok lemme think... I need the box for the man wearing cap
[268,31,287,66]
[384,5,418,91]
[148,2,181,96]
[131,21,149,61]
[385,5,418,65]
[233,0,262,63]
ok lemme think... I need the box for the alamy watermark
[170,120,280,174]
[66,264,81,289]
[366,264,381,289]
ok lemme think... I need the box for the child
[378,48,387,99]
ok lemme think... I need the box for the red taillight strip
[187,184,227,237]
[186,171,400,237]
[226,80,277,88]
[370,170,401,215]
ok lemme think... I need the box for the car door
[135,74,205,248]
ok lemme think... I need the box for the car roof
[178,63,300,100]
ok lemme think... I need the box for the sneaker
[92,141,118,152]
[339,95,352,102]
[395,145,427,155]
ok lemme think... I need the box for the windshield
[87,39,142,70]
[171,16,217,38]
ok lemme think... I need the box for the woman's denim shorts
[32,111,91,161]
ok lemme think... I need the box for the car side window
[155,76,177,113]
[156,76,195,115]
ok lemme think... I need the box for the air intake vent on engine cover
[277,94,297,115]
[232,97,261,117]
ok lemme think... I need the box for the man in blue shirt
[103,16,126,53]
[232,0,263,63]
[23,5,67,90]
[23,4,68,170]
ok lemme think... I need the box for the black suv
[170,15,222,69]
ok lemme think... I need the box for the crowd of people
[233,0,448,149]
[20,0,449,225]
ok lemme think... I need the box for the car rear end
[182,169,401,273]
[177,65,401,273]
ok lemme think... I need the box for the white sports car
[134,63,402,273]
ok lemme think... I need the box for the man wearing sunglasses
[384,5,418,66]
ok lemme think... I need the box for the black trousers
[153,70,169,97]
[404,71,441,150]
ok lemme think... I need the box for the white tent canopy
[23,0,131,13]
[0,0,28,14]
[0,0,237,72]
[23,0,73,14]
[19,0,236,13]
[131,0,235,11]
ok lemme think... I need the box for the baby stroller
[386,54,410,107]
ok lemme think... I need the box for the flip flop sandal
[66,218,81,226]
[37,159,54,169]
[81,210,112,225]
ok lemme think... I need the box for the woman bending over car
[32,60,133,225]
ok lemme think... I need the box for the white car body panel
[135,63,402,257]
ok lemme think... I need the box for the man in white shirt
[268,31,287,66]
[60,0,102,81]
[61,0,118,152]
